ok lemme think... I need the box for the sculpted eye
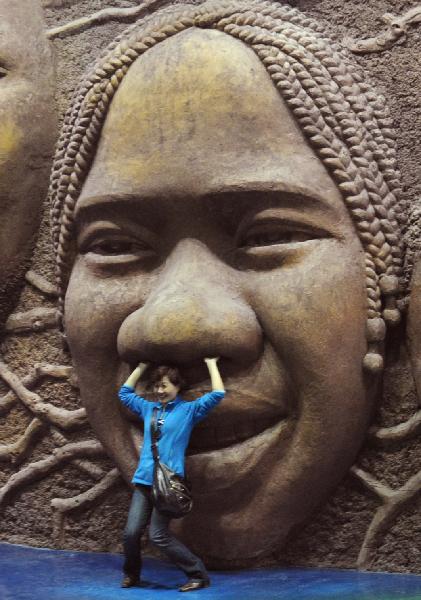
[80,232,156,261]
[0,65,8,79]
[87,239,147,256]
[77,225,158,270]
[238,227,315,249]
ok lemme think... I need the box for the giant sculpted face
[0,0,55,323]
[51,1,403,566]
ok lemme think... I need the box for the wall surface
[0,0,420,574]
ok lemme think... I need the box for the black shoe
[179,579,210,592]
[121,575,140,588]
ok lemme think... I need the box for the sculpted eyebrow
[74,194,162,228]
[210,186,332,209]
[205,187,342,238]
[76,194,152,212]
[76,184,335,215]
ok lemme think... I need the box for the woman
[118,357,225,592]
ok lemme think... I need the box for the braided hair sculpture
[49,0,404,373]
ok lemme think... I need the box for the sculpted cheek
[245,244,367,379]
[65,267,144,352]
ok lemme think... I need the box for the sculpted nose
[117,240,262,365]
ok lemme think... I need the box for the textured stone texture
[0,0,420,574]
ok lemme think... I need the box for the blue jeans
[123,484,208,582]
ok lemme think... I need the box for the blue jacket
[118,385,225,485]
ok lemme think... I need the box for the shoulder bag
[150,406,193,518]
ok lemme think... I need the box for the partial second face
[0,0,56,322]
[66,28,373,562]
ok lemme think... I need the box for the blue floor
[1,542,421,600]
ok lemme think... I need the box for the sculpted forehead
[83,28,344,206]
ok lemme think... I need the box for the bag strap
[150,406,160,462]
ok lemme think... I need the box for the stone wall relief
[48,0,409,568]
[0,0,421,572]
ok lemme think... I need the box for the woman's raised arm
[119,363,149,417]
[204,357,224,392]
[124,362,148,388]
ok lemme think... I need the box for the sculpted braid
[217,12,402,264]
[50,0,404,372]
[233,5,404,262]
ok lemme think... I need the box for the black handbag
[150,407,193,518]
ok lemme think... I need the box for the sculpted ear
[407,260,421,400]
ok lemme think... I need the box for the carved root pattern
[25,270,58,299]
[4,272,59,334]
[0,272,122,545]
[5,308,58,335]
[347,6,421,54]
[351,415,421,569]
[51,468,121,545]
[46,0,166,39]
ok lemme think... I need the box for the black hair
[148,365,185,391]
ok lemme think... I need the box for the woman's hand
[204,357,219,365]
[204,357,224,391]
[124,362,149,387]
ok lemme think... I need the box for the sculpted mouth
[128,413,289,459]
[187,415,281,454]
[125,396,288,456]
[122,386,290,456]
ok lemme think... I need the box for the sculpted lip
[124,389,289,454]
[188,415,281,453]
[128,416,294,496]
[129,417,291,458]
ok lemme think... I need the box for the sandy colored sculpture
[0,0,56,326]
[49,0,405,566]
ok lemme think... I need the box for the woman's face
[65,29,377,563]
[154,375,179,404]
